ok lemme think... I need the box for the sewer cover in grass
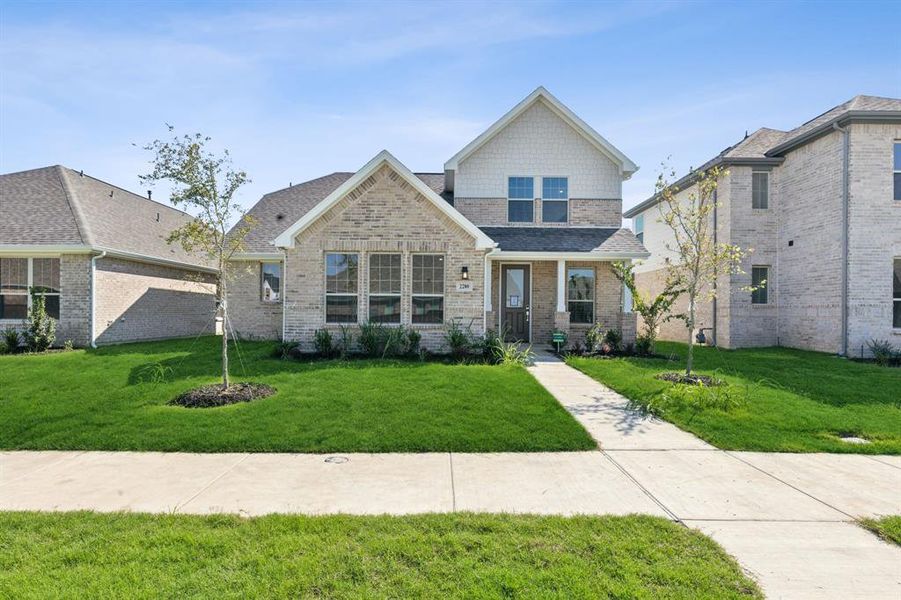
[839,435,871,444]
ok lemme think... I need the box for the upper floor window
[260,262,281,303]
[567,267,595,323]
[507,176,534,223]
[752,171,769,209]
[893,142,901,201]
[541,177,568,223]
[751,266,769,305]
[0,257,60,320]
[633,214,644,244]
[893,259,901,328]
[325,253,358,323]
[368,253,401,324]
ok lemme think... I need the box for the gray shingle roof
[479,227,647,255]
[0,165,213,269]
[237,172,453,253]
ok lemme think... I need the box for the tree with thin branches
[140,127,255,389]
[655,165,753,376]
[611,261,681,355]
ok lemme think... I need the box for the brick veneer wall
[93,257,216,344]
[228,260,283,340]
[846,122,901,356]
[283,164,488,352]
[57,254,92,346]
[453,197,622,227]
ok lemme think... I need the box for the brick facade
[283,164,488,352]
[228,260,284,340]
[93,257,216,344]
[454,197,622,227]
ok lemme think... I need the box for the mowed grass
[0,337,594,453]
[567,342,901,454]
[860,516,901,546]
[0,512,762,599]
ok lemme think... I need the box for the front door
[501,265,530,342]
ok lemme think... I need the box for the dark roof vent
[275,213,285,221]
[156,212,160,222]
[147,190,152,200]
[109,190,114,198]
[79,170,84,177]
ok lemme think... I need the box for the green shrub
[444,321,474,360]
[867,339,899,367]
[493,340,534,366]
[631,376,749,422]
[313,328,335,357]
[403,328,422,357]
[272,340,298,359]
[358,322,383,357]
[337,325,354,359]
[585,323,606,353]
[603,329,623,353]
[635,334,653,356]
[63,340,75,352]
[24,291,55,353]
[2,327,19,353]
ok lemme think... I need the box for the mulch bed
[655,372,723,386]
[169,383,276,408]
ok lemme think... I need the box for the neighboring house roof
[480,227,648,257]
[443,86,639,180]
[0,165,215,270]
[236,171,453,254]
[624,94,901,219]
[271,150,495,250]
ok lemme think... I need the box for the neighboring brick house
[624,95,901,356]
[228,87,648,351]
[0,165,217,346]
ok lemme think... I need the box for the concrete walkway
[2,358,900,598]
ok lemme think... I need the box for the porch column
[554,259,570,339]
[483,253,495,333]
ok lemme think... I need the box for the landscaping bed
[567,342,901,454]
[0,337,593,453]
[0,512,762,599]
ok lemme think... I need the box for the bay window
[412,254,444,324]
[369,253,401,323]
[325,253,358,323]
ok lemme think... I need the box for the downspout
[281,248,288,342]
[833,122,850,356]
[712,189,718,347]
[89,250,106,348]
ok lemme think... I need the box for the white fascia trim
[273,149,496,250]
[443,86,639,178]
[93,247,219,274]
[0,244,92,256]
[230,252,284,261]
[489,250,650,261]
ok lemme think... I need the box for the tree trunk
[220,271,229,390]
[685,305,695,376]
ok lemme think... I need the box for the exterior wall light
[461,266,469,280]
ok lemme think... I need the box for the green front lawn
[0,337,594,453]
[567,342,901,454]
[0,512,761,599]
[860,516,901,546]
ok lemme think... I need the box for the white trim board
[443,87,639,179]
[273,150,496,251]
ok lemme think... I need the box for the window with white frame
[507,177,534,223]
[412,254,444,324]
[893,259,901,328]
[0,257,60,320]
[752,171,769,209]
[567,267,594,324]
[633,214,644,244]
[541,177,568,223]
[325,253,358,323]
[894,142,901,201]
[751,266,769,305]
[369,253,401,323]
[260,262,281,302]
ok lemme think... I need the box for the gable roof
[0,165,215,270]
[272,150,495,250]
[443,86,638,179]
[625,94,901,219]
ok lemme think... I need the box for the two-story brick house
[624,95,901,356]
[228,87,648,350]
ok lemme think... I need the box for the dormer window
[542,177,568,223]
[507,177,534,223]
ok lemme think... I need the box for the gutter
[90,250,107,348]
[767,112,901,157]
[833,122,850,356]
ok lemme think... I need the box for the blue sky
[2,0,899,215]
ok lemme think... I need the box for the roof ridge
[55,166,94,246]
